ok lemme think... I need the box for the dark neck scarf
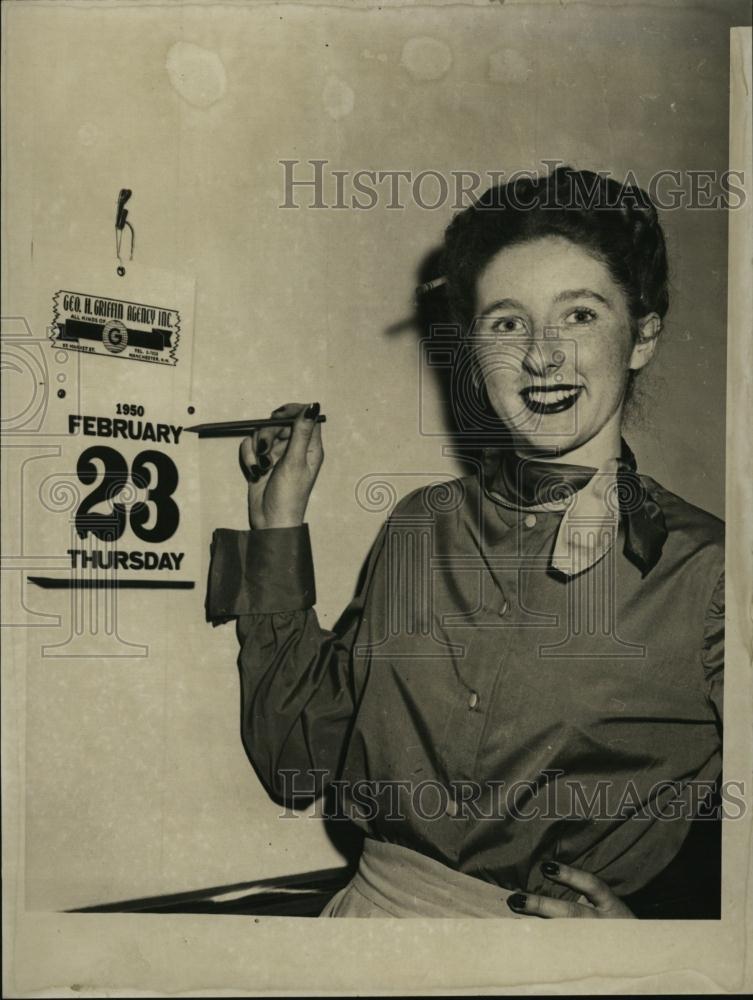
[493,439,668,577]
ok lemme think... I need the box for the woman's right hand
[240,402,324,529]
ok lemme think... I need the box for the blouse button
[468,691,479,710]
[446,798,459,818]
[523,513,537,528]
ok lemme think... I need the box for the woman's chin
[487,396,600,457]
[506,422,583,457]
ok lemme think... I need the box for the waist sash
[319,838,522,918]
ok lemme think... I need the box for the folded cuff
[205,524,316,623]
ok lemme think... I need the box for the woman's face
[472,235,657,455]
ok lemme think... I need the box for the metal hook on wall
[115,189,135,276]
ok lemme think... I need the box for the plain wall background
[2,0,746,911]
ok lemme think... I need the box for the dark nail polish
[303,401,320,420]
[249,464,261,482]
[507,893,527,911]
[258,454,271,472]
[256,438,268,455]
[541,861,560,878]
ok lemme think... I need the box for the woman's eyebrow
[554,288,612,308]
[477,297,527,318]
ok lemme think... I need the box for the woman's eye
[565,307,597,325]
[490,316,528,335]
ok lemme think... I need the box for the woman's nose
[521,336,566,378]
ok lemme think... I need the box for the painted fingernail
[506,893,527,911]
[249,464,261,482]
[258,454,271,472]
[541,861,560,877]
[303,401,320,420]
[256,438,268,455]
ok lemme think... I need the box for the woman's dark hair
[442,166,670,335]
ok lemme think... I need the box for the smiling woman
[207,165,724,919]
[473,237,655,455]
[444,168,667,464]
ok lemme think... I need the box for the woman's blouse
[206,466,724,901]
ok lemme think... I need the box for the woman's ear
[629,313,662,371]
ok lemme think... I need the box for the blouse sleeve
[701,568,724,728]
[205,521,389,803]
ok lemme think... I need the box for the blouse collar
[483,439,668,577]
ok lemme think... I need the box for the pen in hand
[185,414,326,438]
[242,402,325,529]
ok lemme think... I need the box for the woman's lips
[521,384,583,415]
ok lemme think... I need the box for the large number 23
[75,446,179,543]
